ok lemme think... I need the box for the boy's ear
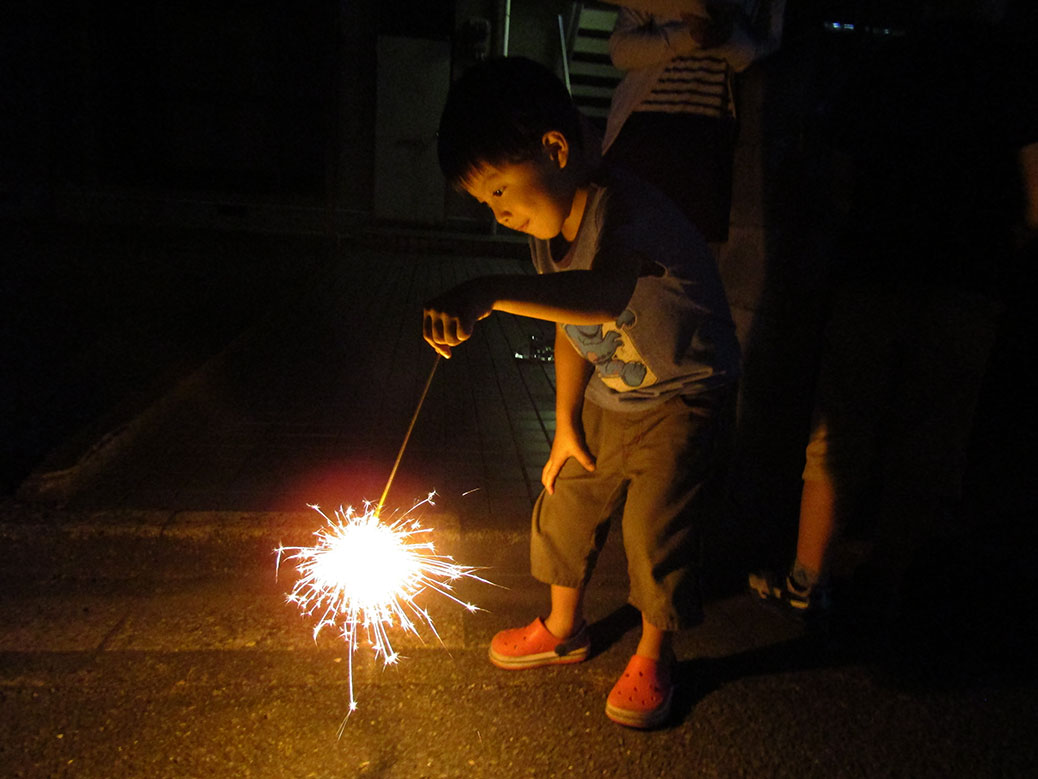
[541,130,570,169]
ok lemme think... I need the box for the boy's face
[462,132,584,241]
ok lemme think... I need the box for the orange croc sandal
[488,617,590,670]
[605,653,675,729]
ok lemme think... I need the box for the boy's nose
[491,205,511,227]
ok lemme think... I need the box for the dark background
[2,0,1035,538]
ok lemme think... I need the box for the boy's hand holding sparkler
[423,279,493,358]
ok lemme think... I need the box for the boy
[424,57,739,728]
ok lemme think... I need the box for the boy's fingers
[424,310,472,346]
[423,335,451,358]
[571,445,596,473]
[541,447,595,494]
[541,458,559,495]
[422,310,439,343]
[422,312,453,358]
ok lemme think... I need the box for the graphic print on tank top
[564,309,656,391]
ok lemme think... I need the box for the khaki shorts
[530,391,730,631]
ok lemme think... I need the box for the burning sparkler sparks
[276,493,489,720]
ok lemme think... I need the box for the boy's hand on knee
[542,426,595,495]
[423,281,492,358]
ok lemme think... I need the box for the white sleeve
[609,9,699,71]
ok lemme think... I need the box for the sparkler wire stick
[376,353,441,517]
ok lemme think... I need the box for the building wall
[1,1,908,538]
[3,1,588,230]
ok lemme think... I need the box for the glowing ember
[276,493,488,719]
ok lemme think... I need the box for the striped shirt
[634,55,732,119]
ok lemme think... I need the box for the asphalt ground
[4,492,1037,778]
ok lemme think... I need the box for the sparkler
[276,494,487,721]
[276,356,491,723]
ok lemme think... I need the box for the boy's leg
[489,401,623,670]
[636,615,673,661]
[605,395,723,729]
[545,584,585,640]
[606,611,676,729]
[529,400,624,605]
[621,394,722,634]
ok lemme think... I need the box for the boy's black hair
[437,56,585,189]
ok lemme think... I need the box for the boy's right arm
[422,263,638,359]
[541,324,596,495]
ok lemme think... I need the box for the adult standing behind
[602,1,784,244]
[748,1,1038,635]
